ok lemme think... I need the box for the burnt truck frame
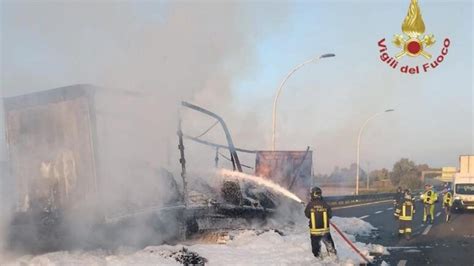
[3,84,279,252]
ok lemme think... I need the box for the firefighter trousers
[423,204,435,223]
[310,233,336,257]
[444,204,451,222]
[398,219,412,235]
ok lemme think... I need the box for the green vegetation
[315,158,430,190]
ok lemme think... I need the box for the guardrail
[324,192,396,206]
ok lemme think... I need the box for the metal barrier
[324,192,396,206]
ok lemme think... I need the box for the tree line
[316,158,436,189]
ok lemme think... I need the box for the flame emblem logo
[392,0,435,59]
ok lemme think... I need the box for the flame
[401,0,426,38]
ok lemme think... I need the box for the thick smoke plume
[0,1,289,255]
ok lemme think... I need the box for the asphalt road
[332,200,474,266]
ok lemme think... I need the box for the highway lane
[333,200,474,265]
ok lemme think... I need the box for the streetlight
[271,53,335,151]
[355,109,394,195]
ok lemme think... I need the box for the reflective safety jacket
[422,189,438,205]
[304,198,332,236]
[393,207,402,217]
[397,199,415,221]
[443,192,453,206]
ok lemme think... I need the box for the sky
[0,0,472,174]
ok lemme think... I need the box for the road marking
[332,199,393,210]
[422,224,432,235]
[397,260,407,266]
[387,246,432,250]
[375,210,383,214]
[387,207,393,210]
[436,212,441,217]
[359,215,370,219]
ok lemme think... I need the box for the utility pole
[366,161,370,191]
[272,53,335,150]
[356,109,394,195]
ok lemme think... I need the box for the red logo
[377,0,450,74]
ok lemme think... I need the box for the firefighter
[393,186,404,218]
[442,185,453,222]
[304,186,337,258]
[394,189,415,240]
[422,184,438,224]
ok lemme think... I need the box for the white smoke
[0,1,290,255]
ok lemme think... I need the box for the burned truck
[3,84,291,252]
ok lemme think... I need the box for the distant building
[440,166,457,182]
[459,155,474,175]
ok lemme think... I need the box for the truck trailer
[3,84,182,251]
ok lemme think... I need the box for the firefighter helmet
[311,186,322,199]
[404,189,412,200]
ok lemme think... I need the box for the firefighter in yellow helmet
[422,184,438,224]
[442,184,453,223]
[304,186,337,258]
[394,189,415,239]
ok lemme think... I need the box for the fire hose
[330,222,371,264]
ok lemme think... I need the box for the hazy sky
[1,0,472,174]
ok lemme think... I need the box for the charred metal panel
[3,84,178,217]
[4,86,98,211]
[255,150,313,199]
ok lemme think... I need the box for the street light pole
[366,161,370,191]
[355,109,394,195]
[271,53,335,151]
